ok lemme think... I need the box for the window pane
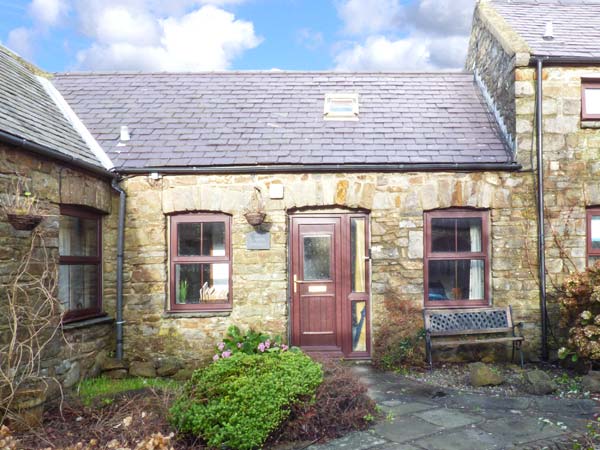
[175,263,229,304]
[352,301,367,352]
[202,222,226,256]
[428,259,484,301]
[591,216,600,249]
[58,265,98,311]
[431,218,455,252]
[178,223,201,256]
[303,236,331,280]
[431,217,482,253]
[589,256,600,267]
[457,218,482,252]
[585,88,600,115]
[59,215,98,256]
[351,218,366,293]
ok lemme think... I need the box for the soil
[11,362,376,450]
[400,361,600,400]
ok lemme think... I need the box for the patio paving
[310,365,598,450]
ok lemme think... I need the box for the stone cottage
[1,0,600,382]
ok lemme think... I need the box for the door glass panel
[591,216,600,249]
[175,263,229,304]
[428,259,484,301]
[351,218,366,292]
[303,235,331,280]
[352,301,367,352]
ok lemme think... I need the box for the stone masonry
[467,1,600,343]
[0,143,117,390]
[121,170,540,365]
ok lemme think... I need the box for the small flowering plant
[212,325,290,361]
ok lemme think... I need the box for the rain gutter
[0,130,114,179]
[118,162,522,175]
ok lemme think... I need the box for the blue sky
[0,0,475,73]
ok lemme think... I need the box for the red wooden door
[291,217,343,353]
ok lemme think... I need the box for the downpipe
[111,178,126,360]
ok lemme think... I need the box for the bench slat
[431,336,524,347]
[428,327,513,337]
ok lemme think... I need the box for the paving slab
[311,366,596,450]
[307,431,387,450]
[479,416,565,444]
[372,415,443,443]
[379,401,435,416]
[412,427,511,450]
[413,408,482,428]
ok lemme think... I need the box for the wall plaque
[246,230,270,250]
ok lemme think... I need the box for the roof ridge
[53,70,475,77]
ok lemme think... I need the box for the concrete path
[310,366,598,450]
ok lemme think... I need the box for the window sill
[581,121,600,129]
[162,310,232,319]
[62,315,113,330]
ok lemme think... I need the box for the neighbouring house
[0,46,118,388]
[1,0,600,385]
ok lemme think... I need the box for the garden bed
[10,360,376,450]
[400,362,598,400]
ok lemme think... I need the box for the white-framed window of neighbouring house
[581,79,600,121]
[424,209,490,308]
[587,208,600,266]
[58,205,103,322]
[169,213,232,311]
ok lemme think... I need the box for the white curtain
[469,223,484,299]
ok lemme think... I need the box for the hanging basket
[7,214,43,231]
[244,211,266,226]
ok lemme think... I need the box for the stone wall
[515,66,600,281]
[121,170,541,365]
[465,1,531,151]
[0,143,117,391]
[469,1,600,347]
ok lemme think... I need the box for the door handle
[293,274,309,293]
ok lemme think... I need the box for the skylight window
[324,93,359,121]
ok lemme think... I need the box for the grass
[77,376,181,406]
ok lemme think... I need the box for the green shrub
[169,351,323,450]
[213,325,288,361]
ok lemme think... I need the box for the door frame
[288,211,371,359]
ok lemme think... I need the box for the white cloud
[334,35,431,71]
[7,27,35,59]
[334,0,475,70]
[29,0,68,26]
[297,28,324,50]
[334,34,469,71]
[76,5,261,71]
[337,0,403,35]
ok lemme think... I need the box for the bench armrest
[513,321,524,337]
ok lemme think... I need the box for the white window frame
[324,93,359,121]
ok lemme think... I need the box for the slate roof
[491,0,600,59]
[0,45,108,170]
[51,72,513,170]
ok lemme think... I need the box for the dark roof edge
[118,162,522,175]
[529,55,600,66]
[0,130,115,179]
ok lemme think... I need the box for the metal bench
[423,306,524,370]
